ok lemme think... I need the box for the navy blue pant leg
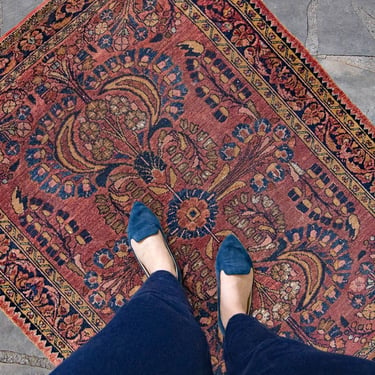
[224,314,375,375]
[52,271,213,375]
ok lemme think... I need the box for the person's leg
[224,313,375,375]
[52,270,213,375]
[53,202,213,375]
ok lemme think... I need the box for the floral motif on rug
[0,0,374,372]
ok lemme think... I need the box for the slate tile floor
[0,0,374,373]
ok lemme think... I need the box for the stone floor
[0,0,374,374]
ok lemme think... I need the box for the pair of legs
[51,231,249,374]
[52,209,375,374]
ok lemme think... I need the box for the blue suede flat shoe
[215,234,253,335]
[127,201,181,282]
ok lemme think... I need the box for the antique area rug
[0,0,374,372]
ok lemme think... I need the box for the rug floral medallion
[0,0,374,371]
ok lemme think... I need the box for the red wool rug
[0,0,374,372]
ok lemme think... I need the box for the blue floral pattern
[168,189,218,239]
[218,119,295,193]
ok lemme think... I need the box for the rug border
[0,2,70,365]
[0,206,107,365]
[250,0,374,133]
[0,295,61,366]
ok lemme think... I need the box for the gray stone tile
[0,310,42,355]
[264,0,375,56]
[0,310,54,373]
[0,362,52,375]
[317,55,375,122]
[3,0,42,34]
[351,1,375,41]
[317,0,375,55]
[0,1,3,35]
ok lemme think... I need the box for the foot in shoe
[130,231,177,278]
[219,268,253,330]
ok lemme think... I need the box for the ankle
[219,270,253,330]
[130,233,177,278]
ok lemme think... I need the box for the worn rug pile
[0,0,374,372]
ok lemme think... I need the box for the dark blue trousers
[52,271,375,374]
[51,271,212,375]
[224,314,375,375]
